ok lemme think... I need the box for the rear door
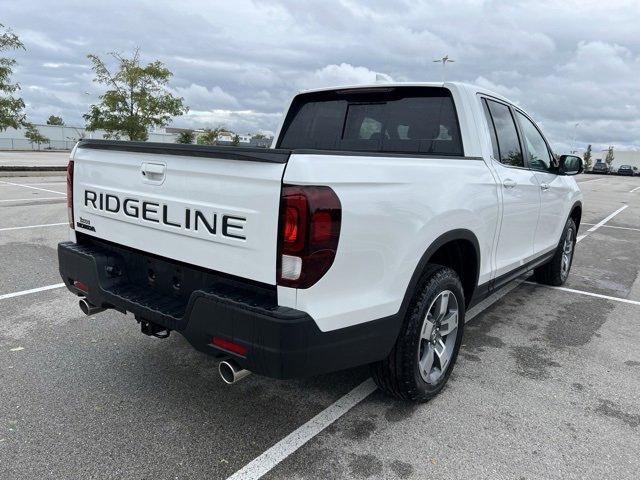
[482,98,540,277]
[72,142,288,284]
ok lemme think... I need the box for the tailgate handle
[141,162,166,180]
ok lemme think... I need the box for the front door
[513,110,567,255]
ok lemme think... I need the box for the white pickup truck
[59,82,584,401]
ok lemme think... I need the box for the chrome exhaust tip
[219,359,251,385]
[79,298,105,316]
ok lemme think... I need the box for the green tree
[253,132,266,139]
[197,126,225,145]
[583,144,592,170]
[604,146,615,168]
[0,23,28,131]
[24,123,49,150]
[232,134,240,146]
[83,49,188,141]
[504,151,524,167]
[46,115,64,126]
[176,130,194,144]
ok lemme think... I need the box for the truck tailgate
[71,141,289,284]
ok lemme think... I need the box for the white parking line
[576,205,628,243]
[630,186,640,193]
[228,267,637,480]
[0,283,65,301]
[0,196,65,203]
[0,180,66,195]
[226,277,525,480]
[227,379,377,480]
[525,282,640,306]
[578,177,605,184]
[0,222,67,232]
[581,223,640,233]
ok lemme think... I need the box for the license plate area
[76,231,278,309]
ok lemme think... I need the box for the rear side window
[484,99,524,167]
[481,100,500,161]
[277,87,463,156]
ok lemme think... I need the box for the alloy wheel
[418,290,459,384]
[561,227,575,280]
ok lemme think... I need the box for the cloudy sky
[3,0,639,151]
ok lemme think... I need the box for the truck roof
[297,81,514,106]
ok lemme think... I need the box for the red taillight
[67,160,74,229]
[277,185,341,289]
[284,206,299,242]
[283,194,307,252]
[311,211,332,243]
[73,280,89,293]
[212,336,247,356]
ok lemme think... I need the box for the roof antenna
[433,55,455,83]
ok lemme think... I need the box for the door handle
[502,178,517,189]
[141,163,165,176]
[540,183,550,191]
[141,163,166,184]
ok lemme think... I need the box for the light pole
[570,122,580,154]
[433,55,455,83]
[83,92,93,139]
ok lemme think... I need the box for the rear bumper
[58,240,398,379]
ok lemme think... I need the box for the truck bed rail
[76,139,291,163]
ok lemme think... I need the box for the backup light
[280,254,303,281]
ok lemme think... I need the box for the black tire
[534,217,577,286]
[371,265,465,402]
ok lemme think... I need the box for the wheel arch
[569,201,582,230]
[399,229,481,316]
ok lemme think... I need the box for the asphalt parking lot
[1,173,639,480]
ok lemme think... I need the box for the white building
[0,124,180,150]
[216,132,252,144]
[217,132,234,143]
[593,149,640,172]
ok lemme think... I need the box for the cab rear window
[277,87,463,156]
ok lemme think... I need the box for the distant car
[591,163,610,174]
[617,165,635,176]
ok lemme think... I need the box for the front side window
[515,111,553,171]
[277,87,463,156]
[485,99,524,167]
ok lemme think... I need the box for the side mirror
[559,155,583,176]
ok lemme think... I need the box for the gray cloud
[3,0,639,151]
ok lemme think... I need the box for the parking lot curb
[0,166,67,177]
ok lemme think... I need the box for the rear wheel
[371,265,465,401]
[534,218,577,286]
